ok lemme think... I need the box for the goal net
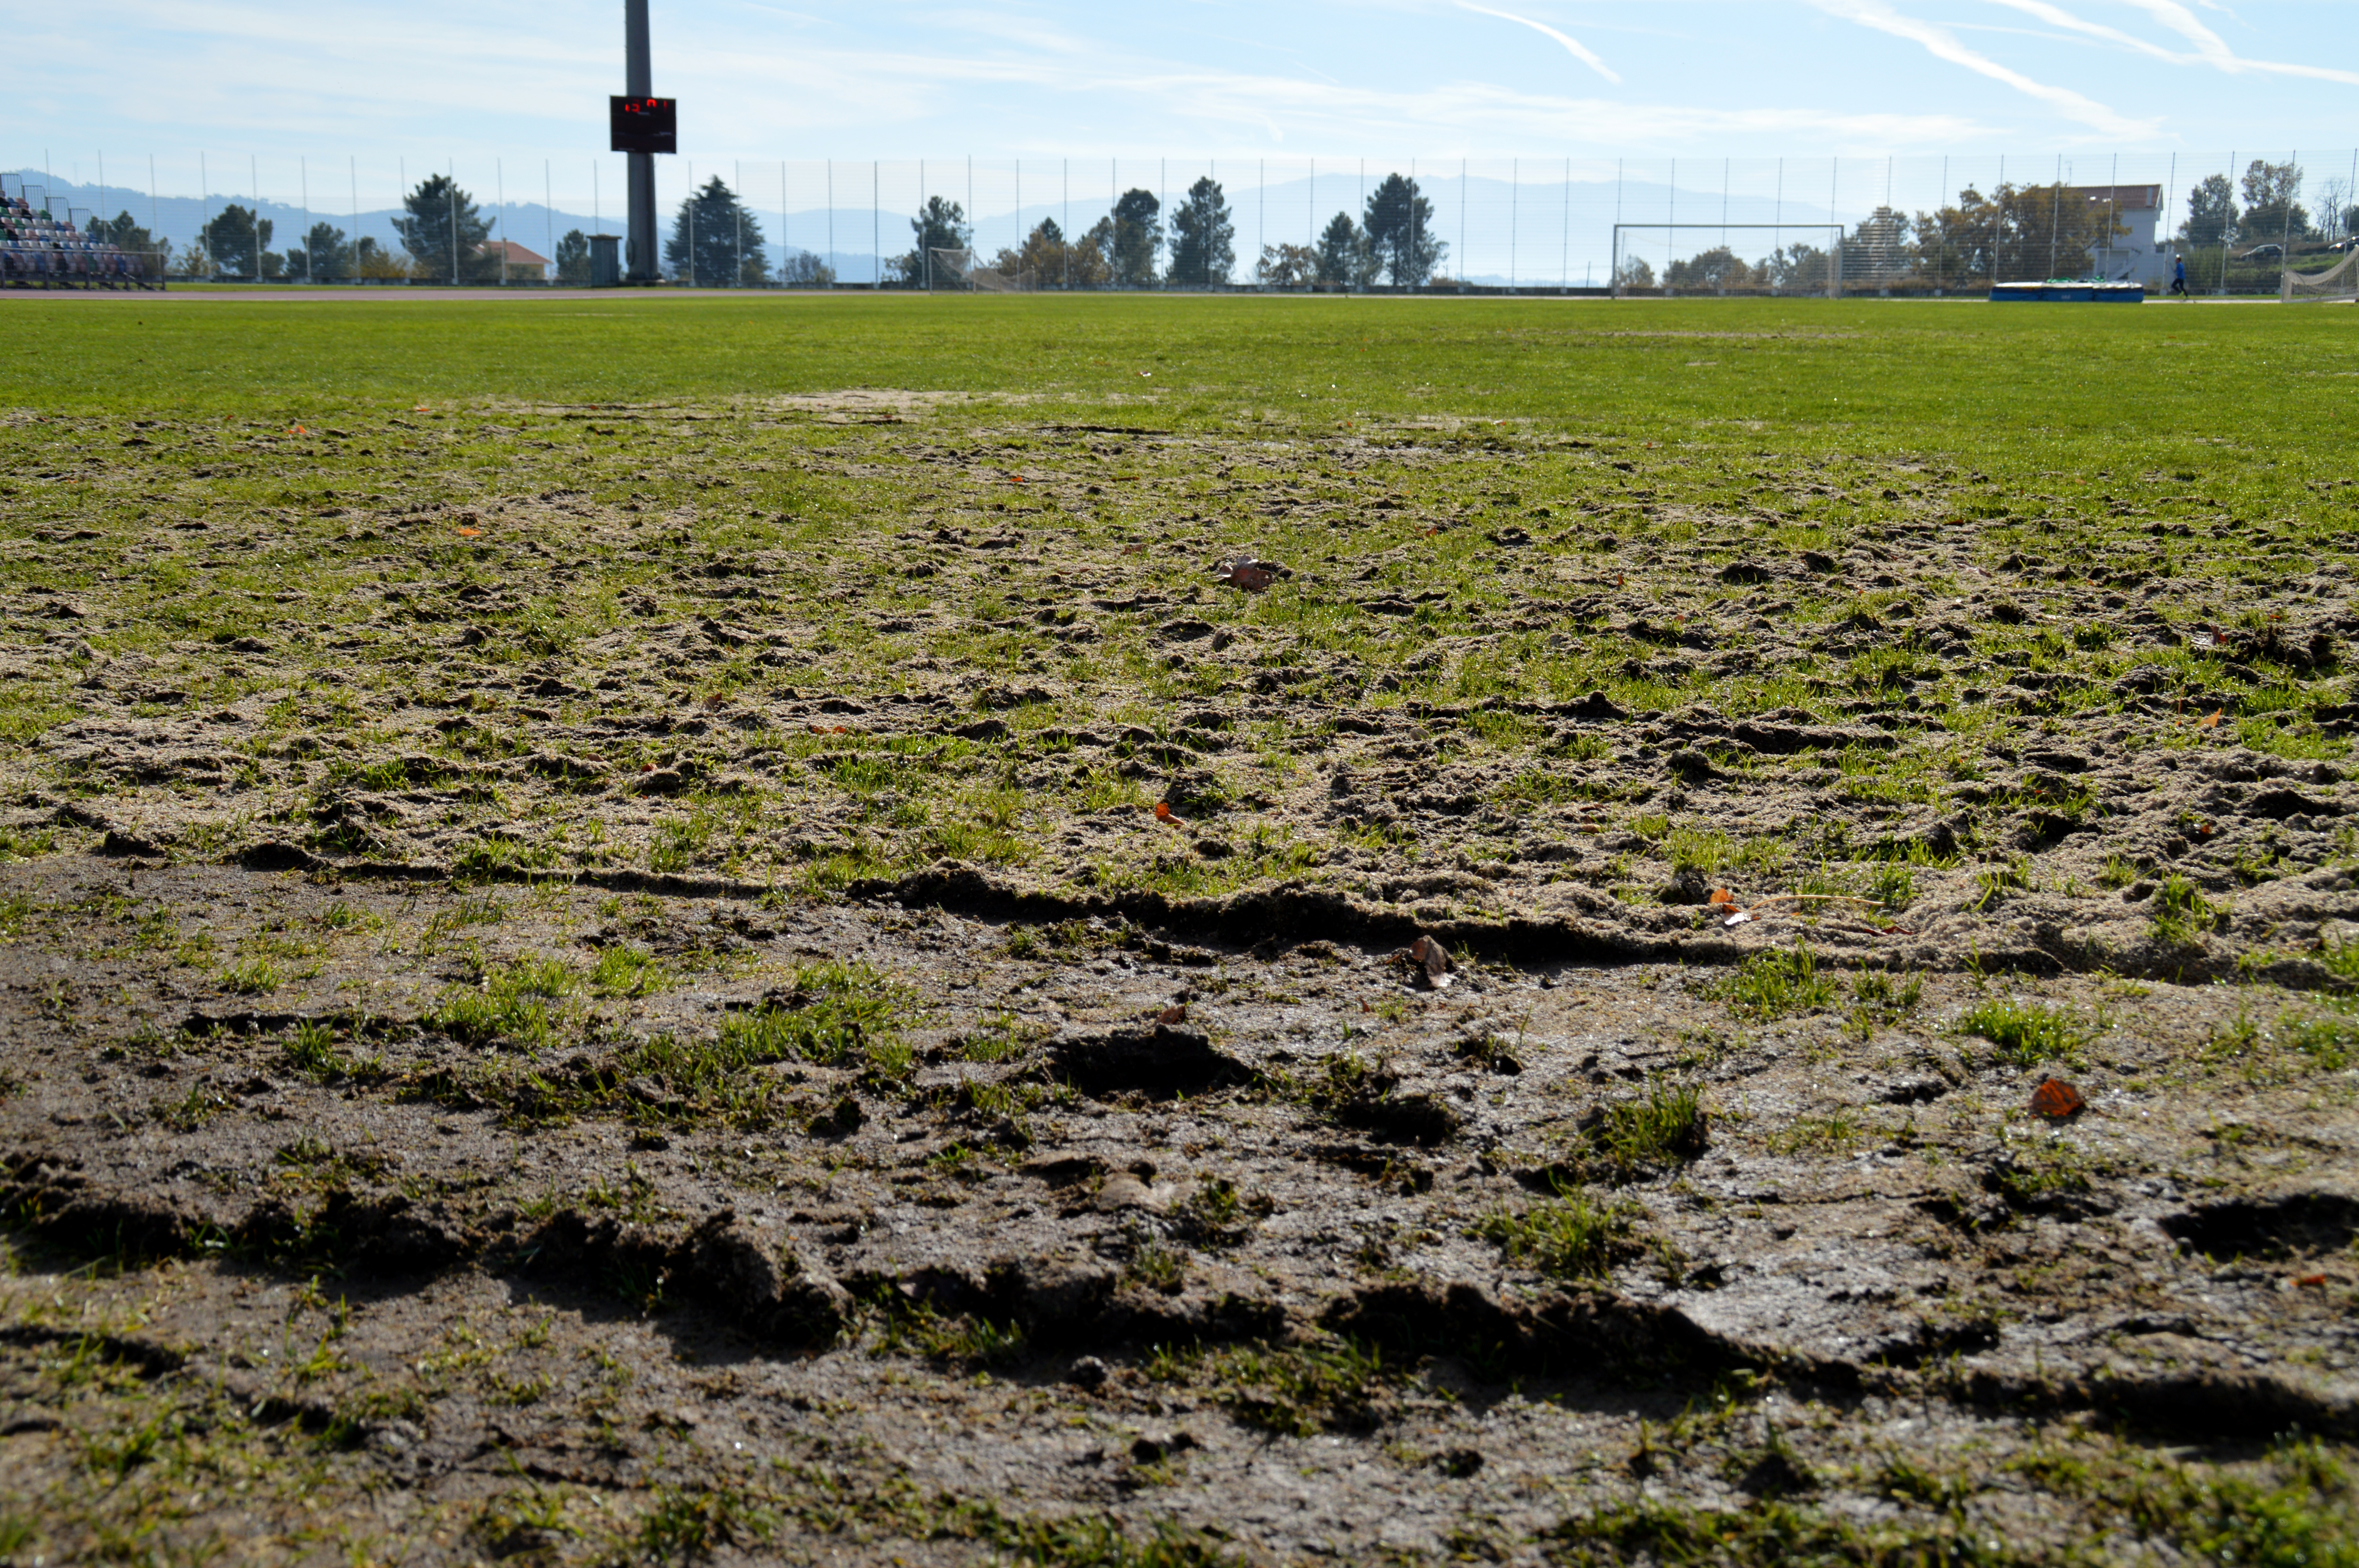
[1609,224,1848,299]
[2283,249,2359,303]
[927,247,1034,292]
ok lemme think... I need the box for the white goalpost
[2283,249,2359,303]
[928,246,1034,293]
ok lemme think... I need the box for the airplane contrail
[1456,1,1621,85]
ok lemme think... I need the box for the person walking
[2168,253,2190,299]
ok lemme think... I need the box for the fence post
[1611,158,1622,298]
[2221,149,2235,294]
[1827,157,1839,298]
[2280,148,2297,298]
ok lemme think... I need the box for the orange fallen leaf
[1007,474,1025,484]
[2029,1077,2085,1120]
[1707,888,1737,908]
[455,526,482,537]
[2200,709,2221,730]
[1154,801,1183,824]
[2294,1273,2328,1289]
[1156,1004,1187,1025]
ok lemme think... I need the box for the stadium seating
[0,196,160,289]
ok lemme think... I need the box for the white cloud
[2109,0,2359,87]
[1808,0,2154,138]
[1455,2,1621,85]
[1978,0,2185,60]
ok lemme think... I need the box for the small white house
[2074,184,2170,284]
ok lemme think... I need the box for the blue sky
[24,1,2359,175]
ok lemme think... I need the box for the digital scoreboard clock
[610,96,677,155]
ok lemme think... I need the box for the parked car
[2238,243,2285,262]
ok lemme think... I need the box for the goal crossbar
[1609,223,1845,299]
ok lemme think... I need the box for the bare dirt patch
[2,399,2355,1561]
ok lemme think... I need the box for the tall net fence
[16,151,2357,295]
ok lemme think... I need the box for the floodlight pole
[624,0,658,281]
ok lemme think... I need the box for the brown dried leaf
[1408,933,1454,989]
[1156,1004,1187,1026]
[2029,1077,2085,1120]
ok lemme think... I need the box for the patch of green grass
[1985,1139,2093,1208]
[0,826,56,860]
[1768,1109,1864,1156]
[214,956,281,995]
[2283,1009,2359,1071]
[1591,1079,1708,1171]
[427,956,575,1049]
[1473,1180,1641,1279]
[588,943,670,998]
[1958,997,2088,1067]
[712,960,913,1084]
[1178,1338,1396,1438]
[1716,944,1837,1022]
[2150,873,2226,949]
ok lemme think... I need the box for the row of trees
[2177,158,2355,250]
[902,172,1451,290]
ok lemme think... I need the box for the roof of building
[478,240,550,266]
[2065,185,2162,211]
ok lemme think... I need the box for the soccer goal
[1609,224,1847,299]
[927,247,1034,293]
[2283,249,2359,303]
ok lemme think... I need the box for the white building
[2074,184,2171,285]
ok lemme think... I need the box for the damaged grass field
[2,292,2357,1564]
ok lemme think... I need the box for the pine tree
[665,177,770,286]
[1110,190,1161,288]
[199,205,273,279]
[1363,174,1445,287]
[1166,178,1235,287]
[554,230,592,284]
[394,174,496,282]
